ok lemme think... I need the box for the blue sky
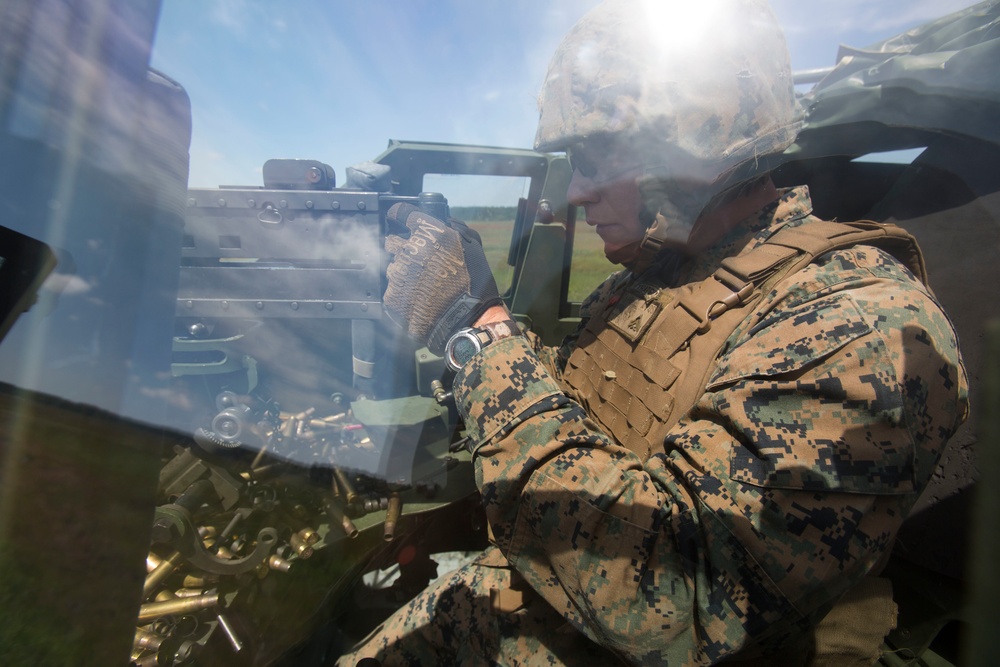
[151,0,979,197]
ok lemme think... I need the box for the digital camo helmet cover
[535,0,802,249]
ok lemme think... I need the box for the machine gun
[176,158,448,323]
[175,158,449,399]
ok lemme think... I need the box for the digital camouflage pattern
[340,187,968,666]
[534,0,801,164]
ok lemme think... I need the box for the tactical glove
[383,203,501,354]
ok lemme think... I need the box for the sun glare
[637,0,726,54]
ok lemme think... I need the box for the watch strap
[478,319,522,344]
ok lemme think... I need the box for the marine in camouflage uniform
[339,1,969,664]
[341,184,968,666]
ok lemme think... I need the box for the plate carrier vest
[560,218,927,462]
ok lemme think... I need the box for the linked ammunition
[293,407,316,421]
[268,554,292,572]
[137,592,219,623]
[146,553,162,573]
[182,573,217,588]
[174,587,207,598]
[133,628,165,651]
[143,551,184,599]
[130,652,158,667]
[298,527,320,546]
[289,531,314,559]
[279,417,298,440]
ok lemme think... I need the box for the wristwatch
[443,319,521,372]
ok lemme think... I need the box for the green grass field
[466,219,615,304]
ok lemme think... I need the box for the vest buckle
[692,274,755,333]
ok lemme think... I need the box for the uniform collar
[641,186,814,286]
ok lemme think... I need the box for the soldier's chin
[604,240,642,266]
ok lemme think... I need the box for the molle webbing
[560,219,925,460]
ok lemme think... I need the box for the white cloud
[210,0,253,34]
[42,272,92,296]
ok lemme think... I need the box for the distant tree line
[450,205,586,222]
[450,206,519,221]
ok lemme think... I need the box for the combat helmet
[535,0,802,253]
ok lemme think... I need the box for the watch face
[449,333,480,368]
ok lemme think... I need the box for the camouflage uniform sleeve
[451,246,968,664]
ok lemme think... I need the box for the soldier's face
[566,141,646,263]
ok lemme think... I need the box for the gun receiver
[178,158,448,321]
